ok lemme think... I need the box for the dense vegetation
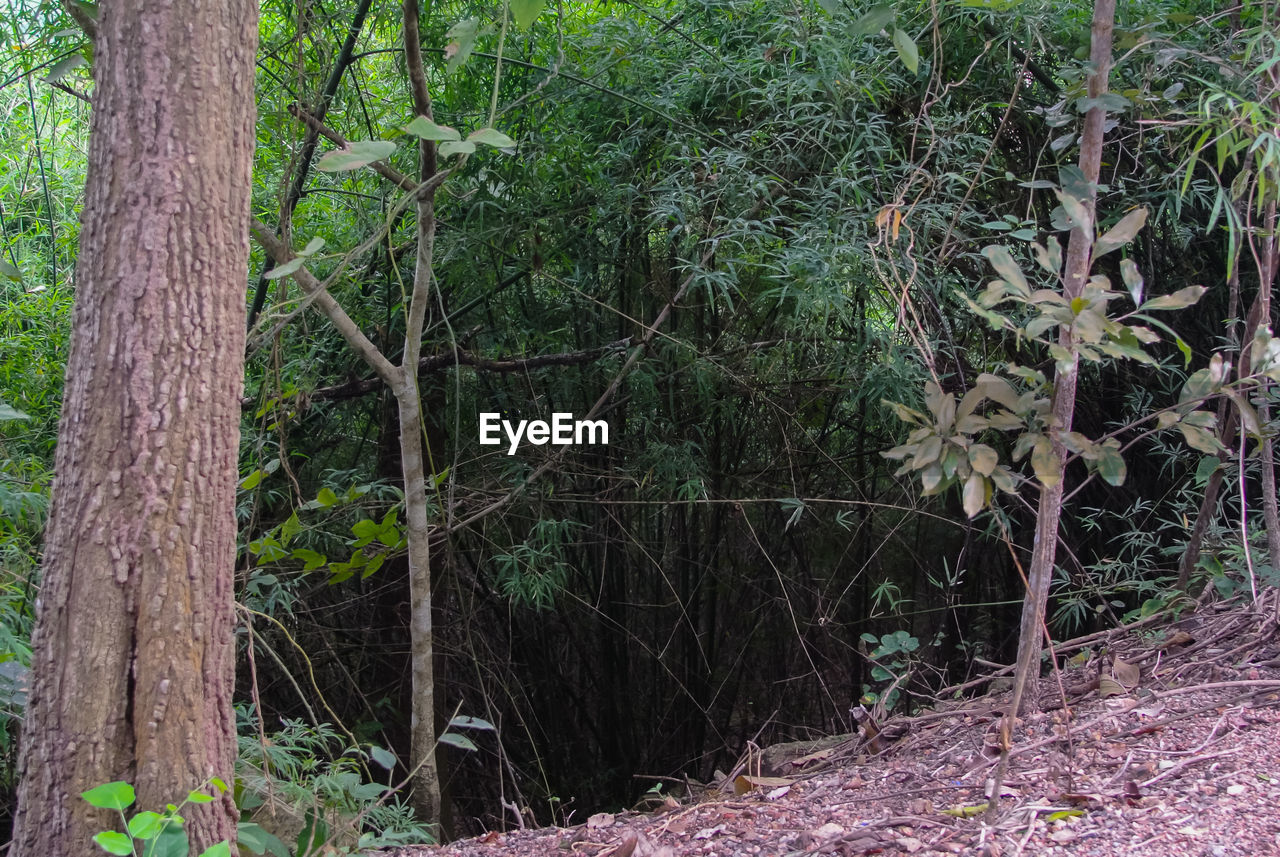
[2,0,1278,845]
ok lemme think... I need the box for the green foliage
[82,778,234,857]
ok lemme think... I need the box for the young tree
[9,0,257,851]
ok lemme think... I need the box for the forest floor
[388,594,1280,857]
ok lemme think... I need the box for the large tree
[9,0,257,851]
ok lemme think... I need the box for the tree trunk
[10,0,257,851]
[1008,0,1115,715]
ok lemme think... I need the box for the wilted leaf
[1178,423,1223,454]
[733,775,793,796]
[1031,436,1061,487]
[981,246,1029,297]
[969,444,998,476]
[1094,208,1147,257]
[1139,285,1206,312]
[1111,656,1140,688]
[1098,677,1125,698]
[962,472,985,518]
[444,18,481,74]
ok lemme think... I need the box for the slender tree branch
[249,219,399,384]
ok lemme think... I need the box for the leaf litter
[388,592,1280,856]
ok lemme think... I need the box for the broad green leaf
[1096,444,1126,486]
[92,831,133,856]
[920,462,943,494]
[1138,285,1205,312]
[316,487,339,507]
[851,5,894,35]
[128,810,165,839]
[186,789,215,804]
[45,53,86,82]
[444,18,480,75]
[0,400,31,421]
[438,732,479,751]
[197,843,232,857]
[449,714,497,730]
[291,548,327,571]
[468,127,517,149]
[360,553,385,579]
[0,258,21,281]
[892,28,919,74]
[279,511,302,543]
[968,444,998,476]
[438,140,476,158]
[1178,368,1216,409]
[962,472,986,518]
[403,116,460,142]
[1030,436,1061,487]
[263,256,306,281]
[509,0,545,29]
[83,781,136,810]
[370,745,397,770]
[315,140,397,172]
[1094,208,1147,257]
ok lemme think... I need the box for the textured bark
[10,0,257,852]
[1008,0,1115,716]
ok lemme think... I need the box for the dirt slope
[385,596,1280,857]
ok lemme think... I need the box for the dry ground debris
[382,595,1280,857]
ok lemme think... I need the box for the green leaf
[1094,208,1147,257]
[370,744,397,769]
[128,811,165,840]
[467,127,516,149]
[438,140,477,158]
[197,843,232,857]
[509,0,545,29]
[0,258,22,281]
[438,732,479,751]
[449,714,497,730]
[83,781,136,811]
[1096,444,1126,486]
[263,256,306,281]
[403,116,460,142]
[315,140,397,172]
[292,548,327,571]
[45,52,87,83]
[237,822,290,857]
[0,400,31,421]
[892,28,919,74]
[444,18,481,75]
[851,5,894,35]
[186,789,215,804]
[316,487,339,507]
[92,831,134,855]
